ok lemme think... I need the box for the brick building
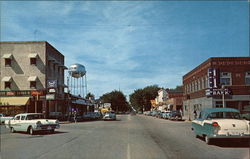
[166,89,183,111]
[183,57,250,120]
[0,41,67,117]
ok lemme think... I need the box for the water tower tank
[68,63,86,78]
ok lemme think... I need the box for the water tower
[68,63,87,97]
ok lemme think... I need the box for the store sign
[47,80,57,88]
[206,88,231,96]
[31,90,44,96]
[48,88,56,93]
[46,94,55,100]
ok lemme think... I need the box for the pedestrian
[179,109,183,117]
[73,111,77,123]
[193,110,197,119]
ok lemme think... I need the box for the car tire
[10,127,15,133]
[28,126,35,135]
[50,129,55,133]
[205,136,211,144]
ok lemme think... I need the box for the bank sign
[206,88,231,97]
[47,80,57,88]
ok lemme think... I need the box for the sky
[1,1,249,99]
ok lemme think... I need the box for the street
[1,115,249,159]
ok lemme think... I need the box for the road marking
[127,143,131,159]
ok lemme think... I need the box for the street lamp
[222,85,225,108]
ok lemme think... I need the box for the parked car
[151,111,158,117]
[192,108,250,144]
[161,111,171,119]
[0,113,14,124]
[169,111,182,120]
[5,113,60,135]
[83,112,96,120]
[103,111,116,120]
[94,112,102,119]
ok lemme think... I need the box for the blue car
[192,108,250,144]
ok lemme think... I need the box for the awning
[2,76,12,82]
[2,54,12,59]
[0,97,30,106]
[28,76,37,81]
[28,53,38,58]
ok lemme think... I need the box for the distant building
[166,89,183,111]
[183,57,250,120]
[0,41,67,117]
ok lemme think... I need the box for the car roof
[203,108,239,113]
[15,113,43,116]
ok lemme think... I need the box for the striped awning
[0,97,30,106]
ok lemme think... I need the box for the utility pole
[222,85,225,108]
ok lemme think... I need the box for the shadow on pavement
[212,139,250,148]
[197,136,250,148]
[16,131,68,136]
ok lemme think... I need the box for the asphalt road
[0,115,249,159]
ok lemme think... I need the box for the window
[30,58,37,65]
[15,116,20,120]
[5,82,11,89]
[5,59,11,66]
[21,116,26,120]
[30,81,36,89]
[245,72,250,85]
[220,72,231,86]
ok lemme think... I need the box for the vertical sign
[208,68,219,88]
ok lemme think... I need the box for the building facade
[0,41,67,117]
[166,89,183,111]
[183,57,250,120]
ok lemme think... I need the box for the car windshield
[26,114,44,120]
[208,112,241,119]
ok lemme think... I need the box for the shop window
[30,81,36,89]
[215,101,223,108]
[5,59,11,67]
[30,58,37,65]
[245,72,250,85]
[5,82,11,89]
[220,72,231,86]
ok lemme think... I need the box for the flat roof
[183,57,250,80]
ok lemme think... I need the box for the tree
[129,85,160,112]
[100,90,129,112]
[86,92,95,100]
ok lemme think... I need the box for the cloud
[1,1,249,99]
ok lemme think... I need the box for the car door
[12,115,21,131]
[19,115,27,131]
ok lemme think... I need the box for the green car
[191,108,250,144]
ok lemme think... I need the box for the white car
[5,113,60,135]
[192,108,250,144]
[103,111,116,120]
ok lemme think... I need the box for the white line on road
[127,143,131,159]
